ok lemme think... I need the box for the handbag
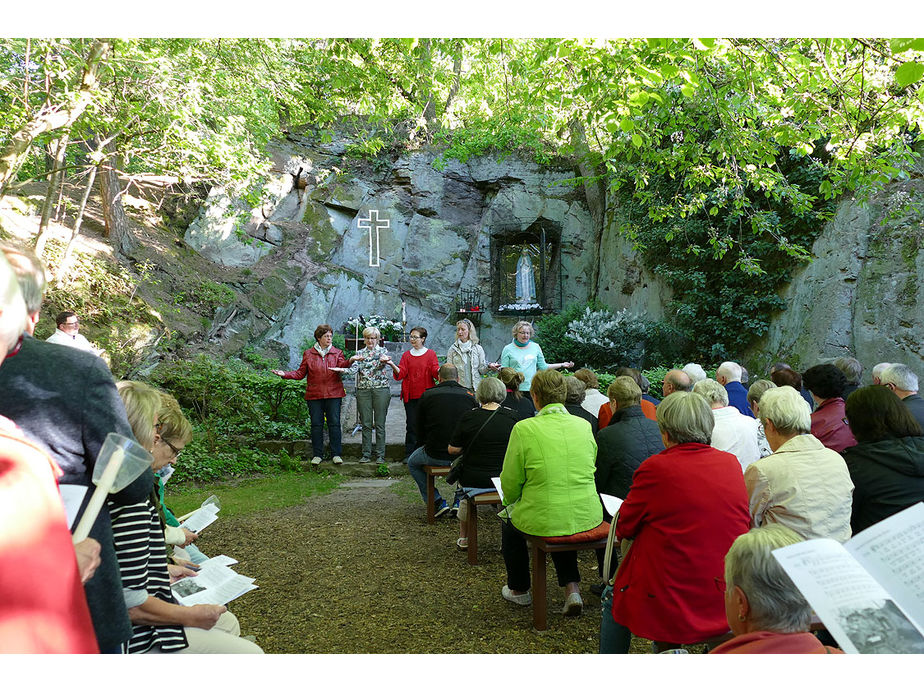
[446,407,499,485]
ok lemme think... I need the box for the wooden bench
[524,527,610,631]
[423,465,451,524]
[461,491,501,565]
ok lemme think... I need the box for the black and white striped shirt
[109,498,188,653]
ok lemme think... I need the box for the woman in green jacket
[499,369,603,617]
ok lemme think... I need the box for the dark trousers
[307,397,342,457]
[501,521,580,592]
[403,398,420,458]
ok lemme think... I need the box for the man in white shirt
[693,377,761,472]
[46,311,102,356]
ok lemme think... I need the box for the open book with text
[772,502,924,654]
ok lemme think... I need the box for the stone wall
[749,175,924,377]
[184,134,668,367]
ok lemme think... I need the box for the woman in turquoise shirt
[499,321,573,392]
[499,369,602,617]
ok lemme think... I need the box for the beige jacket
[744,433,854,542]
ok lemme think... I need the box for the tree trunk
[34,132,70,257]
[99,143,136,256]
[0,39,109,196]
[569,119,607,297]
[59,163,98,275]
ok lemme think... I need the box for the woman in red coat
[273,324,352,465]
[384,325,439,459]
[601,390,751,653]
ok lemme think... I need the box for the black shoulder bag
[446,407,499,485]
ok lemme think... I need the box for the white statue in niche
[515,248,537,303]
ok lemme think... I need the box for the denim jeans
[307,397,342,457]
[407,446,450,505]
[355,387,390,459]
[598,585,633,653]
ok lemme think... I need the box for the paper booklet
[171,560,257,606]
[772,502,924,654]
[180,502,219,534]
[599,493,623,517]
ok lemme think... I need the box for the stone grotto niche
[490,221,562,315]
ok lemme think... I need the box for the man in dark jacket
[407,364,477,516]
[0,246,155,653]
[594,376,665,502]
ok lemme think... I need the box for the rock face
[186,134,667,367]
[750,175,924,376]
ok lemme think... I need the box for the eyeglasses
[161,438,183,459]
[64,320,79,327]
[409,335,422,340]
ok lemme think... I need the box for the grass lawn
[164,470,343,518]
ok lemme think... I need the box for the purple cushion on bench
[541,521,610,544]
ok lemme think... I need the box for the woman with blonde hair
[499,320,573,394]
[446,318,498,390]
[110,380,263,654]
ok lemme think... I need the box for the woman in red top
[273,324,353,465]
[601,391,751,652]
[385,326,439,458]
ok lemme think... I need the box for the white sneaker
[311,456,322,466]
[562,591,583,617]
[332,456,343,465]
[502,585,532,606]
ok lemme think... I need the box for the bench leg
[467,499,478,565]
[532,545,548,631]
[426,473,436,524]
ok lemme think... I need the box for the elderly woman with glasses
[710,525,842,654]
[384,326,439,459]
[499,321,573,395]
[600,391,751,653]
[110,381,263,654]
[345,326,393,463]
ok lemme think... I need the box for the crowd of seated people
[6,243,924,657]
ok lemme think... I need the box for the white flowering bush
[346,314,404,341]
[564,306,650,369]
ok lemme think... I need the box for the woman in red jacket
[600,390,751,653]
[384,325,439,459]
[273,324,352,465]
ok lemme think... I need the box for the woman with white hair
[692,378,761,472]
[345,326,392,463]
[711,525,842,654]
[747,379,777,458]
[446,319,498,390]
[447,377,519,549]
[744,386,854,542]
[499,320,573,394]
[601,391,751,653]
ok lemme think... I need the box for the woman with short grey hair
[747,380,777,458]
[745,386,854,542]
[711,525,842,653]
[344,325,392,463]
[564,375,597,435]
[447,377,520,549]
[655,390,715,445]
[601,390,751,653]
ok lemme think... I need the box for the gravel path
[197,475,656,654]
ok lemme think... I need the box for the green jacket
[500,403,602,536]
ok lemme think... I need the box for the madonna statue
[515,249,537,303]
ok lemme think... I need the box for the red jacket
[393,349,439,402]
[810,397,857,453]
[1,423,99,653]
[612,443,751,644]
[282,347,349,400]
